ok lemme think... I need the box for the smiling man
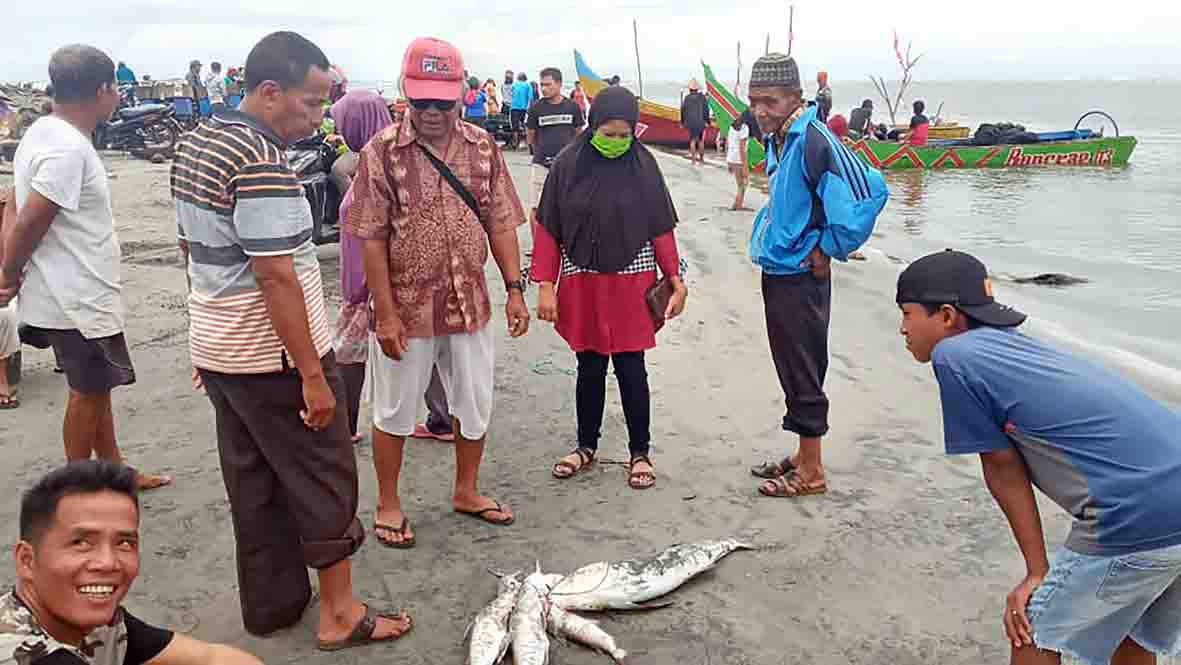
[1,460,260,665]
[897,250,1181,665]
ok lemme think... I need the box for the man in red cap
[347,37,530,548]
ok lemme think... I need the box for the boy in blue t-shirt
[897,249,1181,665]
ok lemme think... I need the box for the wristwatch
[506,278,526,293]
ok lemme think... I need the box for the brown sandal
[750,457,796,479]
[758,471,827,498]
[553,447,595,479]
[629,456,656,490]
[317,604,413,651]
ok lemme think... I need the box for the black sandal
[629,455,656,490]
[553,447,595,479]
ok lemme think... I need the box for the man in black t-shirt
[2,461,261,665]
[680,79,711,164]
[526,67,585,221]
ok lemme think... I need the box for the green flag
[702,61,765,169]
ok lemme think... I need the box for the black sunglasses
[409,98,457,111]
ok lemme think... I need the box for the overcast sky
[6,0,1181,88]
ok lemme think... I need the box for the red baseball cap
[401,37,464,100]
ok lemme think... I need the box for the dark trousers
[576,351,650,457]
[199,352,364,635]
[339,362,451,437]
[762,272,831,438]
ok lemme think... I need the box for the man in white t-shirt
[0,44,170,490]
[725,114,751,210]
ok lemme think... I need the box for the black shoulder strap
[416,142,485,230]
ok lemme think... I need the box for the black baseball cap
[896,249,1027,327]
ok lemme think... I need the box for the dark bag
[415,143,485,230]
[644,277,675,324]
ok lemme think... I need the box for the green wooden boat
[850,112,1136,170]
[850,135,1137,170]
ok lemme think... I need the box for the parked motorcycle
[287,135,341,245]
[94,102,181,158]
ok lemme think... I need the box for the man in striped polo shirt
[172,32,411,649]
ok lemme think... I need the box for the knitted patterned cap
[749,53,801,89]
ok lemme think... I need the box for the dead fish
[466,572,523,665]
[547,603,628,664]
[549,539,753,611]
[510,565,550,665]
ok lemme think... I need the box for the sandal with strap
[750,456,796,479]
[317,604,413,652]
[758,471,827,498]
[629,455,656,490]
[553,447,595,479]
[374,516,416,549]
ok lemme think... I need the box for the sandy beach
[0,147,1083,664]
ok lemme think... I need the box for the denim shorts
[1027,543,1181,665]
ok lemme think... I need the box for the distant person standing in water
[815,70,832,123]
[680,79,710,164]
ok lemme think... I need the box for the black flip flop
[374,517,416,549]
[317,604,413,651]
[455,501,514,526]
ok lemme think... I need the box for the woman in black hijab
[532,86,688,490]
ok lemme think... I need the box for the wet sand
[0,148,1081,664]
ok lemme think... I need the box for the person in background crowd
[896,249,1181,665]
[172,31,413,647]
[464,77,487,128]
[2,44,171,490]
[745,53,888,500]
[0,186,20,409]
[607,75,621,86]
[501,70,515,115]
[185,60,208,116]
[680,79,710,164]
[510,72,534,150]
[815,70,832,123]
[483,78,501,116]
[206,62,227,113]
[907,99,930,145]
[572,80,588,120]
[116,61,136,85]
[827,113,849,141]
[347,37,530,547]
[526,67,584,225]
[2,460,263,665]
[725,115,751,210]
[533,86,688,490]
[849,99,874,139]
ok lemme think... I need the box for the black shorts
[25,327,135,394]
[511,109,528,130]
[687,125,705,141]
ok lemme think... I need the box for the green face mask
[591,131,633,159]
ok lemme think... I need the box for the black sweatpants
[575,351,650,457]
[761,272,831,437]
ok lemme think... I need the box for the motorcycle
[287,135,341,245]
[94,102,181,158]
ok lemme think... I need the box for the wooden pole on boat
[736,41,742,93]
[788,4,794,57]
[765,33,770,55]
[633,19,644,99]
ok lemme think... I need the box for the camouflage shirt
[0,591,170,665]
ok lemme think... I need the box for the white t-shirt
[726,124,750,165]
[205,74,226,104]
[13,116,124,339]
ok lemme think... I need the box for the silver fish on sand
[467,572,523,665]
[549,539,753,611]
[510,566,551,665]
[547,603,628,664]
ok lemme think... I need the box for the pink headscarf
[331,90,392,153]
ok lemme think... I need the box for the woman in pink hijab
[331,90,391,442]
